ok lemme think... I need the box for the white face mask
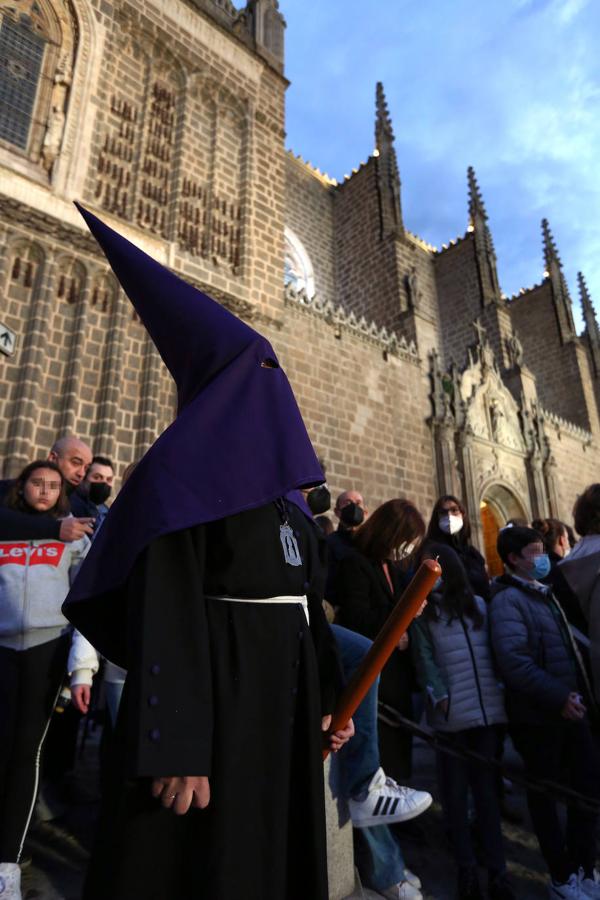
[396,541,415,560]
[439,513,463,536]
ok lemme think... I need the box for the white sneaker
[348,767,432,828]
[579,868,600,899]
[549,873,581,899]
[404,868,421,890]
[380,879,423,900]
[0,863,21,900]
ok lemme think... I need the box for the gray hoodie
[0,535,90,650]
[559,535,600,698]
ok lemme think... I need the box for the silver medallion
[280,523,302,567]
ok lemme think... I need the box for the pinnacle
[578,271,598,323]
[467,166,488,224]
[375,82,395,147]
[578,271,591,304]
[542,218,561,270]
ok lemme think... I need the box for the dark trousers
[436,725,506,874]
[0,637,69,861]
[511,720,600,883]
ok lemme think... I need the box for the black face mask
[88,482,111,505]
[340,502,364,528]
[306,485,331,516]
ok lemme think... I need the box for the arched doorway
[480,484,528,578]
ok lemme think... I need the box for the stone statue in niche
[42,50,73,174]
[406,266,421,310]
[506,331,524,368]
[489,398,504,441]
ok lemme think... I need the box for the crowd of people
[2,438,600,899]
[306,483,600,900]
[3,208,600,900]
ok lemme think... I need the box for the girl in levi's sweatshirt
[0,461,90,900]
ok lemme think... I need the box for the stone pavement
[22,730,552,899]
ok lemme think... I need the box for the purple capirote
[63,204,324,664]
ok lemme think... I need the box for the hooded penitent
[63,205,324,661]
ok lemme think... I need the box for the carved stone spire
[541,219,576,343]
[468,165,488,226]
[374,82,403,239]
[579,271,600,377]
[467,166,501,305]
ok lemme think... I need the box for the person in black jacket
[490,526,600,900]
[335,498,426,780]
[532,517,588,636]
[423,495,490,602]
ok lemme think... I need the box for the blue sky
[282,0,600,330]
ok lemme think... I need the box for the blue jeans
[332,625,380,797]
[105,680,125,728]
[332,625,406,891]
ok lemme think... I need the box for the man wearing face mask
[325,490,368,607]
[70,456,114,533]
[423,495,490,602]
[490,526,600,900]
[305,484,332,518]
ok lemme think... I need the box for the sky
[282,0,600,331]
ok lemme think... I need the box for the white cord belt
[206,594,310,625]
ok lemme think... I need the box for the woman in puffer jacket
[0,461,89,900]
[411,545,512,900]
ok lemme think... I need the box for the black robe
[84,500,340,900]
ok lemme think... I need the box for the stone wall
[332,161,403,329]
[1,0,600,545]
[509,283,597,432]
[433,237,480,367]
[285,155,336,307]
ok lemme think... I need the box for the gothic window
[0,1,75,174]
[0,7,45,148]
[284,227,315,298]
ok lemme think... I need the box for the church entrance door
[479,484,528,578]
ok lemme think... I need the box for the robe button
[150,664,160,676]
[298,631,304,640]
[292,687,298,695]
[303,581,310,590]
[149,728,160,742]
[148,695,159,707]
[293,659,300,668]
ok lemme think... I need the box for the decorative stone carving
[41,49,72,173]
[285,284,419,362]
[506,330,524,368]
[405,266,421,310]
[476,450,500,487]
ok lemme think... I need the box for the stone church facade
[1,0,599,571]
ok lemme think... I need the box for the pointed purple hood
[63,206,323,662]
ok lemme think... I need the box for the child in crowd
[0,461,90,900]
[411,544,512,900]
[490,526,600,900]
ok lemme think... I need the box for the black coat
[334,549,415,777]
[83,500,340,900]
[423,535,490,602]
